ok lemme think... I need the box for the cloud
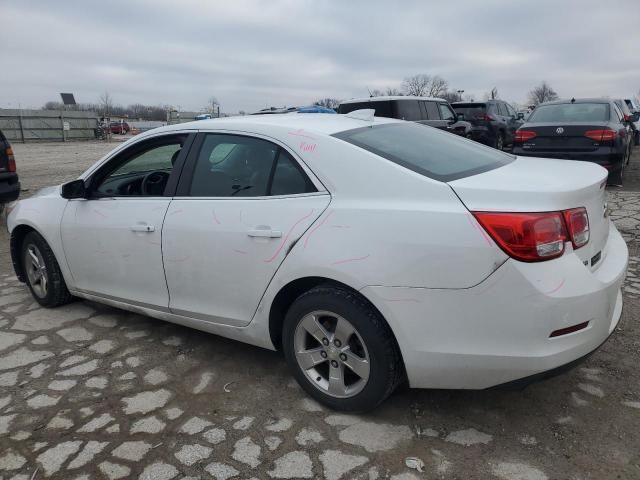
[1,0,638,112]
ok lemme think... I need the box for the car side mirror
[517,112,525,120]
[61,179,88,199]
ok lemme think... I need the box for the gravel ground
[0,141,639,480]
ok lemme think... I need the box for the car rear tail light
[473,207,590,262]
[514,130,537,142]
[6,147,16,173]
[584,129,617,142]
[483,114,496,121]
[623,114,631,122]
[563,207,589,249]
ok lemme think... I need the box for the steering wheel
[141,171,170,196]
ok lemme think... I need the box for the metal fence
[0,109,99,142]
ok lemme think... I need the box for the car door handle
[130,224,155,232]
[248,228,282,238]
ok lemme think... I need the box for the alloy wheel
[24,243,48,298]
[293,310,370,399]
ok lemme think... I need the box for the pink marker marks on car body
[233,249,248,255]
[332,254,370,266]
[303,210,333,248]
[544,278,566,295]
[299,142,317,153]
[263,209,316,263]
[93,209,108,219]
[168,209,183,216]
[212,209,221,225]
[288,129,315,140]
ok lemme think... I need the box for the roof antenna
[571,97,576,103]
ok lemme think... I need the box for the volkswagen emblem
[556,127,564,134]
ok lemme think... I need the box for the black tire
[283,285,403,412]
[635,131,639,147]
[608,160,624,187]
[21,231,73,307]
[494,132,504,151]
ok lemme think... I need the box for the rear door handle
[248,227,282,238]
[130,224,155,232]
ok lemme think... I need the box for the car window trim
[87,132,195,200]
[177,132,319,198]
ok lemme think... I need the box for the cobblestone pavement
[0,143,639,480]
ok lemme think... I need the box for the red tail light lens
[514,130,537,142]
[473,212,568,262]
[483,114,496,121]
[624,114,631,122]
[563,207,589,249]
[584,129,617,142]
[6,147,16,173]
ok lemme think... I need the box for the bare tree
[427,76,449,97]
[402,74,448,97]
[99,91,113,116]
[206,96,219,114]
[528,82,558,106]
[368,88,385,97]
[385,87,403,96]
[313,98,341,109]
[440,91,461,104]
[402,74,431,96]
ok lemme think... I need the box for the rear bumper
[468,126,495,145]
[512,147,623,167]
[0,174,20,202]
[361,222,628,389]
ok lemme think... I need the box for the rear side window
[527,103,610,122]
[338,101,394,118]
[270,150,316,196]
[334,122,514,182]
[423,101,440,120]
[396,100,422,121]
[452,104,486,119]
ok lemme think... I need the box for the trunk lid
[448,156,609,269]
[517,122,610,152]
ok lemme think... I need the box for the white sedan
[6,112,628,411]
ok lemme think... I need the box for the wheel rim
[293,310,370,399]
[24,244,48,298]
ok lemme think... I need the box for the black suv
[451,100,524,150]
[337,96,472,137]
[0,129,20,203]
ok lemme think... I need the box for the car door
[437,102,459,134]
[60,132,194,308]
[162,132,331,327]
[416,101,446,129]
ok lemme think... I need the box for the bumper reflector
[549,321,589,338]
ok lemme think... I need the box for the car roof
[340,96,446,104]
[540,98,612,106]
[137,113,400,139]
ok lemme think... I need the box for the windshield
[528,103,610,122]
[334,122,514,182]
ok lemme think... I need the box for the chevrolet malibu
[6,112,627,411]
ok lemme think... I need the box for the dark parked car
[337,96,472,138]
[614,99,639,147]
[110,121,130,134]
[451,100,524,150]
[512,98,632,186]
[0,129,20,203]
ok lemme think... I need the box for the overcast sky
[2,0,639,112]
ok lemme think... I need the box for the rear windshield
[338,101,394,118]
[451,103,487,119]
[527,103,610,122]
[333,122,514,182]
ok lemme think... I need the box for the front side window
[94,137,184,197]
[189,134,316,197]
[438,103,455,121]
[334,122,514,182]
